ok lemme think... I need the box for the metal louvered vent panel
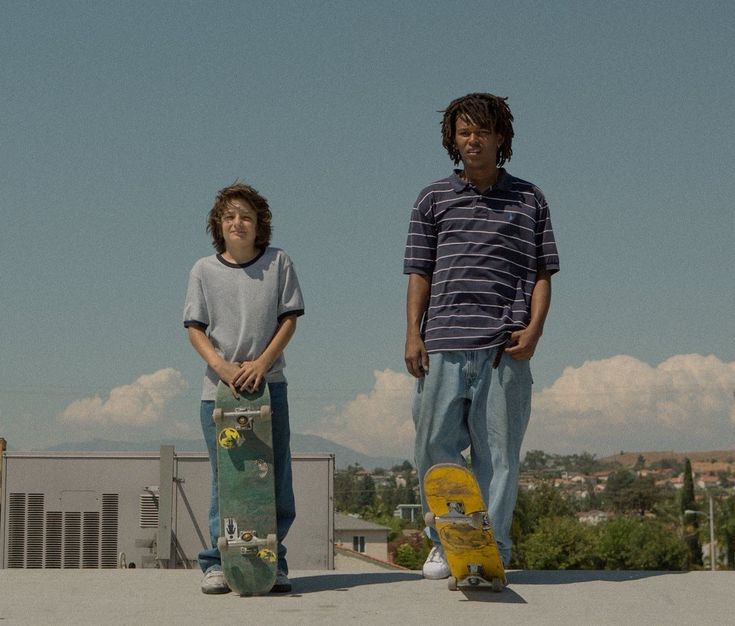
[7,493,26,568]
[45,511,63,568]
[139,493,159,528]
[100,494,119,568]
[5,492,121,569]
[63,512,81,568]
[26,494,45,568]
[82,512,100,568]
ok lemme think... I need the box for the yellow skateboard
[424,463,506,592]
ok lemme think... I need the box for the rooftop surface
[1,566,731,625]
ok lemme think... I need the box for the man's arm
[505,268,552,361]
[232,315,298,392]
[405,273,431,378]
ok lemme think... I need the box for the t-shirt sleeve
[277,254,305,321]
[403,188,437,276]
[535,193,560,274]
[183,263,209,329]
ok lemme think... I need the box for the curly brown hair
[206,182,272,253]
[441,93,515,166]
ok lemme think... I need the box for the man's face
[454,116,503,170]
[221,200,258,250]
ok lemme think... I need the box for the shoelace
[428,548,444,562]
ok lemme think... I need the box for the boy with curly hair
[184,182,304,593]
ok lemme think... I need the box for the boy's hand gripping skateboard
[424,463,506,592]
[214,381,277,595]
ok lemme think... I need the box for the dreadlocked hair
[441,93,515,166]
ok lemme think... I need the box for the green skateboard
[213,381,277,595]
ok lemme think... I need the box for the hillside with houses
[334,449,735,571]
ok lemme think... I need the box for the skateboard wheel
[491,577,505,592]
[257,548,277,563]
[260,405,270,419]
[213,408,223,424]
[447,576,458,591]
[218,427,241,449]
[217,537,228,552]
[469,512,485,529]
[424,512,436,528]
[266,534,277,552]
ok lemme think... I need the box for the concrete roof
[1,567,732,625]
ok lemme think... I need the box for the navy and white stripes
[404,170,559,353]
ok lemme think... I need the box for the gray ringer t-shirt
[183,247,304,400]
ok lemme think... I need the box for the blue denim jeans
[413,349,532,565]
[198,381,296,574]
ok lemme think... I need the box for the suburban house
[334,513,389,561]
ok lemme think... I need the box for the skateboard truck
[213,405,270,428]
[218,531,277,556]
[425,505,490,531]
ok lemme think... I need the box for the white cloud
[526,354,735,455]
[309,369,415,459]
[311,355,735,460]
[58,368,188,426]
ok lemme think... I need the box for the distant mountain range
[37,433,411,470]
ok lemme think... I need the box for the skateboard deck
[214,381,277,595]
[424,463,506,591]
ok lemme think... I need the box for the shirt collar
[450,168,510,192]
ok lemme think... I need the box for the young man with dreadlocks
[404,93,560,579]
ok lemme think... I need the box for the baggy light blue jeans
[413,349,532,566]
[198,381,296,574]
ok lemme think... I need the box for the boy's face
[221,200,258,252]
[454,116,503,171]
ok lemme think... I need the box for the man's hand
[233,359,270,393]
[405,334,430,378]
[405,273,431,378]
[210,360,243,397]
[505,269,552,361]
[504,326,542,361]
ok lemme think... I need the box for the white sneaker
[422,545,450,579]
[201,567,230,594]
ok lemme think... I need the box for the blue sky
[1,1,733,457]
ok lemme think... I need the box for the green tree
[597,517,688,570]
[388,532,430,568]
[715,495,735,569]
[624,475,660,516]
[522,450,549,472]
[521,517,599,569]
[394,543,421,569]
[515,481,575,533]
[605,470,660,516]
[334,468,359,512]
[604,468,636,512]
[356,473,377,511]
[512,481,576,567]
[680,458,703,566]
[570,452,605,475]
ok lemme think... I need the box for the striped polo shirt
[403,169,559,353]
